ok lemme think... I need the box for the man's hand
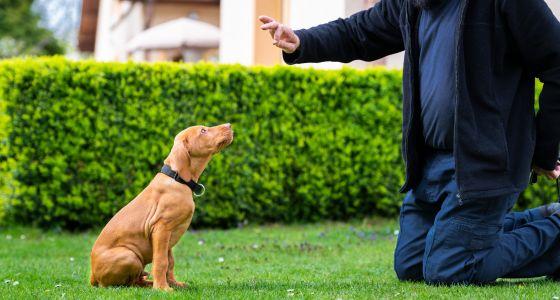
[258,16,300,54]
[533,161,560,180]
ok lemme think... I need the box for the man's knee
[422,258,468,285]
[395,265,423,281]
[423,267,494,285]
[394,253,423,281]
[423,267,461,285]
[422,237,476,285]
[423,248,496,285]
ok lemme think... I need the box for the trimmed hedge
[0,58,556,229]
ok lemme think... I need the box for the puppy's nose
[224,123,232,129]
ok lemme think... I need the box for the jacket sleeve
[502,0,560,170]
[283,0,404,65]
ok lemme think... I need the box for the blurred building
[78,0,560,69]
[77,0,399,67]
[79,0,220,62]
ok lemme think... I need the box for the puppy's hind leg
[90,271,98,287]
[95,247,144,287]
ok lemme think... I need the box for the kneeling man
[260,0,560,284]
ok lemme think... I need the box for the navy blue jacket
[284,0,560,199]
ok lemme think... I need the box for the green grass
[1,220,560,299]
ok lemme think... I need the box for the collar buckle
[193,184,206,197]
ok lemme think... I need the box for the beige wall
[254,0,283,65]
[151,3,220,27]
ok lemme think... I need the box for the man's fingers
[550,164,560,179]
[274,24,285,42]
[257,17,299,53]
[260,21,279,30]
[258,15,275,24]
[537,168,560,180]
[275,40,288,49]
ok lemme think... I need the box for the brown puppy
[90,124,233,291]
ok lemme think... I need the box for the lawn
[1,220,560,299]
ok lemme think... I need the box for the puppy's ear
[167,135,191,168]
[182,135,189,148]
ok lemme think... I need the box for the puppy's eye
[201,128,207,134]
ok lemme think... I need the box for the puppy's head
[175,123,234,158]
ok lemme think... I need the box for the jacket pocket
[470,114,510,173]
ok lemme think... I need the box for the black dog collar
[160,164,206,197]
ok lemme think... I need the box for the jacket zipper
[454,0,470,200]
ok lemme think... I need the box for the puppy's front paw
[154,284,174,292]
[169,280,187,288]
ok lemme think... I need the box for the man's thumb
[276,40,296,53]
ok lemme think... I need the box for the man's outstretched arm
[259,0,404,65]
[503,0,560,179]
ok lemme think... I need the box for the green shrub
[0,85,8,225]
[0,58,556,229]
[517,80,558,210]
